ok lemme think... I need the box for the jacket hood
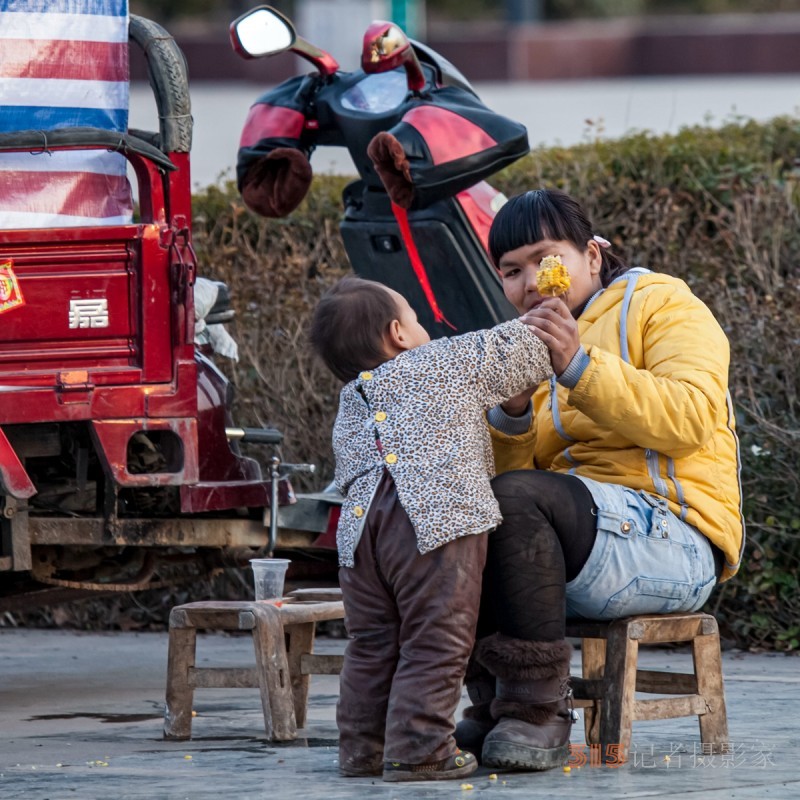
[581,270,692,325]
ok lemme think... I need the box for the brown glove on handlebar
[241,147,312,218]
[368,100,529,210]
[367,132,414,209]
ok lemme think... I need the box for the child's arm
[459,319,553,408]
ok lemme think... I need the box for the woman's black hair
[309,275,398,382]
[488,188,628,287]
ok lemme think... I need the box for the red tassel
[390,203,457,331]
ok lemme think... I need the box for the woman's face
[497,238,603,315]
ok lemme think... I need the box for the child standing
[310,275,552,782]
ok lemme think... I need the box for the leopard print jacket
[332,319,553,567]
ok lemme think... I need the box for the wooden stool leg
[581,636,606,745]
[251,604,297,742]
[164,626,197,740]
[285,622,315,729]
[693,623,729,753]
[599,622,639,763]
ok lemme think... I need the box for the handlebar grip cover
[240,146,312,218]
[237,77,319,218]
[366,88,529,210]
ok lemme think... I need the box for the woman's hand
[521,298,581,377]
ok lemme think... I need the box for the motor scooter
[231,5,530,335]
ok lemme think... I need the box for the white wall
[129,76,800,190]
[295,0,390,71]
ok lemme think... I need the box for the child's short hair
[310,276,398,382]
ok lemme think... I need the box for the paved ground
[1,628,798,799]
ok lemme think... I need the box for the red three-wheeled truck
[0,12,332,610]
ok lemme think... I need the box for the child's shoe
[382,749,478,782]
[339,754,384,777]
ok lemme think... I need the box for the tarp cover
[0,0,133,228]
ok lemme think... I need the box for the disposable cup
[249,558,291,601]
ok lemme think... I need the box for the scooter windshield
[340,71,408,113]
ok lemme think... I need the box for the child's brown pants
[337,471,487,770]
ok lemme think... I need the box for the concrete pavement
[1,628,798,799]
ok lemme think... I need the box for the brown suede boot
[454,683,495,755]
[454,645,496,756]
[477,634,575,771]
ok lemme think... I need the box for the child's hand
[520,298,580,376]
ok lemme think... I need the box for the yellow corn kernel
[537,255,571,296]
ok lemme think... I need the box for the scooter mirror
[230,6,295,60]
[362,21,426,93]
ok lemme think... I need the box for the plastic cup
[249,558,291,601]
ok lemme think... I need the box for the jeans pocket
[689,576,717,612]
[601,576,692,619]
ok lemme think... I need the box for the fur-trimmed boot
[477,634,575,771]
[454,652,496,755]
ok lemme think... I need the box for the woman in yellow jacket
[462,189,745,773]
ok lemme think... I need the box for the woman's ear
[587,238,603,276]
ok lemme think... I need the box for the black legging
[477,470,598,643]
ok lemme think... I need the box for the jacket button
[353,506,364,518]
[360,371,373,381]
[385,453,397,465]
[374,411,387,422]
[620,521,632,533]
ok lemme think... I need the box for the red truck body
[0,17,332,608]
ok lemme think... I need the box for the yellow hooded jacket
[491,270,745,581]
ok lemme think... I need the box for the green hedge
[193,116,800,652]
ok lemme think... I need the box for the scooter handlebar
[225,427,284,444]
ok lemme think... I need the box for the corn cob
[536,255,571,296]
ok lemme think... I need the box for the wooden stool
[567,612,729,763]
[163,590,345,742]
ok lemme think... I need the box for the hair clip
[593,235,611,248]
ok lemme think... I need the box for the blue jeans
[565,476,717,620]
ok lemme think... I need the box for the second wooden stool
[163,593,345,742]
